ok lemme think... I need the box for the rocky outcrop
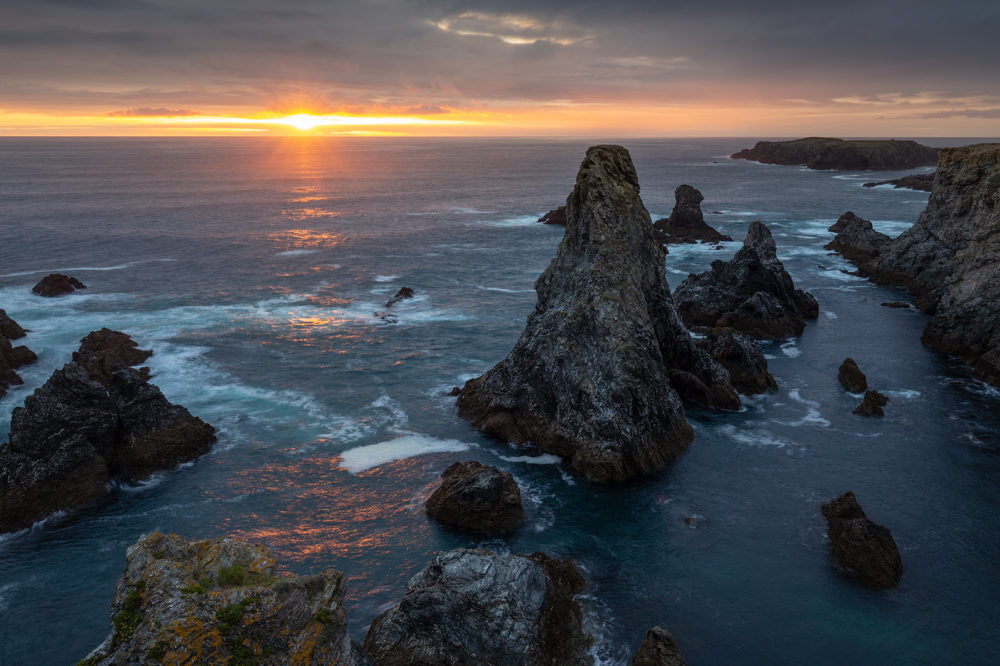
[425,461,524,534]
[824,212,891,264]
[853,390,888,417]
[696,330,777,395]
[863,172,935,192]
[364,548,590,666]
[457,145,739,483]
[0,331,215,533]
[652,185,732,245]
[0,309,27,339]
[631,626,686,666]
[731,138,939,171]
[80,532,368,665]
[0,310,37,399]
[821,491,902,589]
[385,287,415,308]
[31,273,86,297]
[838,358,868,393]
[673,222,819,338]
[73,328,153,384]
[538,206,567,225]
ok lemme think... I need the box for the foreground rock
[73,328,153,384]
[696,330,777,395]
[673,222,819,338]
[824,212,891,264]
[1,311,38,399]
[364,548,590,666]
[538,206,567,225]
[0,331,215,533]
[838,358,868,393]
[731,138,939,171]
[652,185,732,245]
[81,532,367,665]
[631,626,686,665]
[853,390,889,417]
[863,172,935,192]
[821,492,902,589]
[457,146,739,483]
[31,273,86,296]
[425,461,524,534]
[0,309,27,339]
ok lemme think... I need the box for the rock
[0,311,37,399]
[853,390,888,417]
[838,358,868,393]
[673,222,819,338]
[881,301,910,308]
[425,461,524,534]
[731,138,939,171]
[363,548,590,666]
[80,532,368,666]
[696,329,777,395]
[0,332,215,533]
[863,172,935,192]
[73,327,153,385]
[0,309,27,339]
[447,386,461,396]
[631,626,686,666]
[824,212,892,264]
[457,146,739,483]
[31,273,86,297]
[538,206,567,225]
[821,491,902,589]
[652,185,732,245]
[385,286,415,308]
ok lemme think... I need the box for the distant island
[732,137,939,170]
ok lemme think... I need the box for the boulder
[853,390,888,417]
[538,206,567,225]
[696,330,777,395]
[425,461,524,534]
[838,358,868,393]
[31,273,86,297]
[0,309,27,339]
[80,532,368,665]
[631,626,686,666]
[73,328,153,385]
[652,185,732,245]
[824,212,892,264]
[731,138,939,171]
[385,286,415,308]
[863,172,935,192]
[673,222,819,338]
[821,491,902,589]
[364,548,590,666]
[457,145,739,483]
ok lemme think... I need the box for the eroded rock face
[631,626,686,666]
[824,212,891,264]
[425,461,524,534]
[364,548,590,666]
[0,309,27,339]
[457,145,738,483]
[838,358,868,393]
[1,323,38,399]
[31,273,86,297]
[673,222,819,338]
[73,328,153,384]
[696,330,777,395]
[853,390,888,417]
[731,138,939,171]
[821,491,902,589]
[539,206,567,225]
[653,185,732,245]
[80,532,368,666]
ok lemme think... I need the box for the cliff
[731,138,939,171]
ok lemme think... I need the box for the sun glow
[283,113,326,131]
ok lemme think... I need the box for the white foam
[339,435,472,473]
[275,249,320,257]
[780,341,801,358]
[825,311,838,319]
[882,389,921,399]
[719,424,793,448]
[450,207,494,214]
[373,274,400,282]
[0,259,175,278]
[498,454,563,465]
[782,389,830,427]
[486,215,542,228]
[476,286,535,294]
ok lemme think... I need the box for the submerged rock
[31,273,86,297]
[853,390,889,417]
[838,358,868,393]
[385,286,415,308]
[863,172,935,192]
[673,222,819,338]
[457,145,738,483]
[696,330,777,395]
[731,138,939,171]
[631,626,686,666]
[824,212,892,264]
[821,491,902,589]
[425,460,524,534]
[652,185,732,245]
[538,206,567,225]
[364,548,590,666]
[80,532,368,665]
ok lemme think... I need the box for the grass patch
[147,640,168,661]
[216,597,254,635]
[314,608,334,624]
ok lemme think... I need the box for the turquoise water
[1,137,998,664]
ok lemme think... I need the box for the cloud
[106,107,200,117]
[432,10,589,46]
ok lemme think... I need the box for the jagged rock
[425,461,524,534]
[652,185,732,245]
[538,206,567,225]
[731,138,939,171]
[696,329,777,395]
[0,309,27,339]
[863,172,935,192]
[0,331,215,533]
[821,491,902,589]
[73,328,153,385]
[447,386,461,396]
[853,390,888,417]
[457,146,738,483]
[631,626,686,666]
[0,311,37,399]
[824,212,892,264]
[31,273,86,297]
[364,548,590,666]
[673,222,819,338]
[838,358,868,393]
[80,532,368,666]
[385,286,415,308]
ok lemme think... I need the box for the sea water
[1,137,998,664]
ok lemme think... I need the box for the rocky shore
[731,137,939,171]
[863,172,934,192]
[0,309,37,399]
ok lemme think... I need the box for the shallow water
[1,137,999,664]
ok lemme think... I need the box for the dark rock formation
[863,172,935,192]
[821,491,902,589]
[853,390,889,417]
[457,145,739,483]
[881,301,910,308]
[73,328,153,384]
[0,331,215,533]
[538,206,567,225]
[425,460,524,534]
[0,311,37,399]
[673,222,819,338]
[631,626,686,666]
[696,329,777,395]
[364,548,590,666]
[838,358,868,393]
[80,532,368,665]
[824,212,892,264]
[652,185,732,245]
[731,138,939,171]
[31,273,86,297]
[385,286,415,308]
[0,309,27,339]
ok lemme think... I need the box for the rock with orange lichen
[78,532,369,666]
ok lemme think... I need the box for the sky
[2,0,999,137]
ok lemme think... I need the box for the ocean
[1,137,998,664]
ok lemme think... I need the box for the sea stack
[653,184,732,244]
[457,145,738,483]
[31,273,86,297]
[821,491,902,589]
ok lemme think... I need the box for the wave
[0,258,176,278]
[338,434,473,473]
[275,249,320,257]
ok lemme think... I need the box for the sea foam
[338,435,472,473]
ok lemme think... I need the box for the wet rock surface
[0,308,27,339]
[863,172,935,192]
[363,548,590,666]
[696,329,777,395]
[425,460,524,534]
[821,491,902,589]
[538,206,567,225]
[73,327,153,384]
[457,145,738,483]
[853,390,889,417]
[824,212,892,264]
[385,286,415,308]
[838,358,868,393]
[731,138,939,170]
[652,185,732,245]
[0,310,37,399]
[673,221,819,338]
[31,272,86,297]
[631,626,686,666]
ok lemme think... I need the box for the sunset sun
[282,113,325,131]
